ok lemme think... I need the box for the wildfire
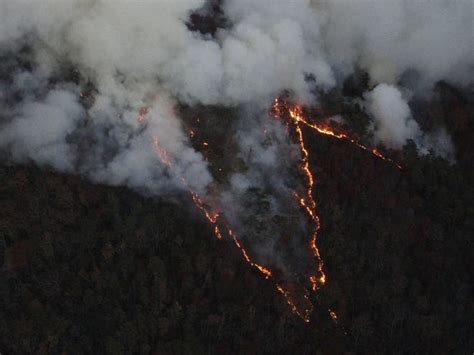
[137,98,379,324]
[268,96,404,322]
[270,97,327,293]
[137,107,300,315]
[190,191,219,224]
[273,98,402,170]
[276,284,313,323]
[292,121,326,292]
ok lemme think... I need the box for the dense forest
[1,81,472,354]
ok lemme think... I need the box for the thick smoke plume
[1,0,470,175]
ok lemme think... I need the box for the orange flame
[276,285,312,323]
[272,97,402,288]
[269,96,403,323]
[272,97,326,293]
[190,191,219,225]
[138,108,274,274]
[278,100,402,170]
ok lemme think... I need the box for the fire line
[137,97,402,323]
[138,105,314,322]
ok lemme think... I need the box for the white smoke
[365,84,421,149]
[0,88,84,171]
[220,0,335,103]
[0,0,216,194]
[365,84,455,158]
[0,0,471,194]
[322,0,474,88]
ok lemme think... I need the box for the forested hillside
[1,122,472,353]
